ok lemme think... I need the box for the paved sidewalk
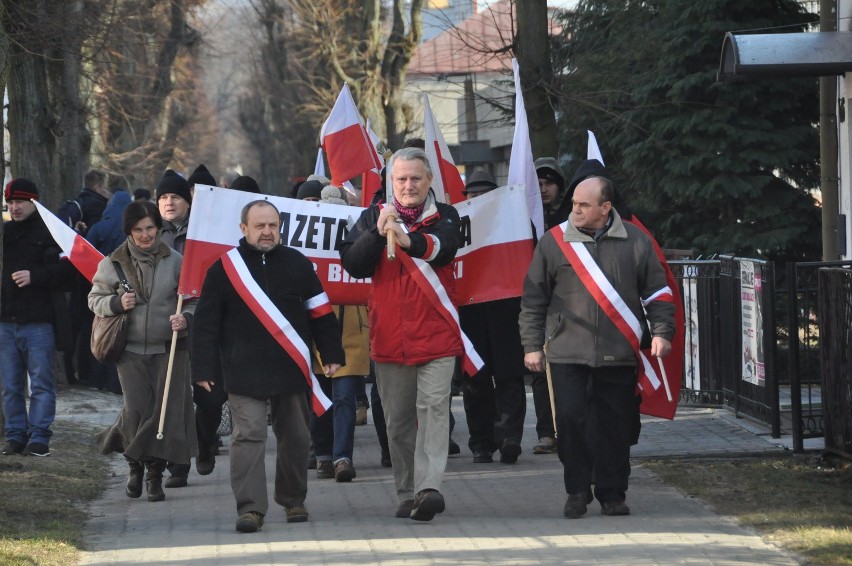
[56,387,801,565]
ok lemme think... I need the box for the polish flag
[423,94,465,205]
[588,130,605,164]
[33,200,104,283]
[315,146,357,199]
[507,59,545,239]
[361,118,385,206]
[320,84,381,186]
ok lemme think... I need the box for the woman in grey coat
[88,201,197,502]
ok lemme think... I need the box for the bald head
[572,177,613,231]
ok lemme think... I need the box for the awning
[718,31,852,81]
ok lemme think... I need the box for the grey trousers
[375,357,454,501]
[228,391,310,516]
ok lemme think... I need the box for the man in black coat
[1,179,75,457]
[458,170,528,465]
[191,200,344,534]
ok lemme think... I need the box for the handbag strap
[112,261,133,292]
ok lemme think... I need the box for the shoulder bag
[90,261,132,363]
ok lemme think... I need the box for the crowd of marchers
[0,143,673,532]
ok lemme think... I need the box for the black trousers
[462,373,526,453]
[550,363,636,503]
[167,380,227,477]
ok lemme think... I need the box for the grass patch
[643,453,852,565]
[0,420,110,566]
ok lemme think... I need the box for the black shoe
[499,439,522,464]
[164,474,188,488]
[600,500,630,516]
[25,442,50,457]
[448,438,461,456]
[380,451,392,468]
[563,491,594,519]
[316,460,335,479]
[307,455,317,469]
[126,461,144,498]
[472,450,493,464]
[196,456,215,476]
[410,489,445,521]
[395,499,414,518]
[2,440,25,455]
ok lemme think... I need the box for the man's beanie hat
[463,170,498,194]
[534,157,566,191]
[187,164,216,187]
[156,169,192,204]
[297,180,324,200]
[133,188,151,200]
[4,178,39,201]
[230,175,261,194]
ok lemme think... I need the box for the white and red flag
[423,94,465,205]
[320,84,381,187]
[34,200,104,283]
[587,130,605,164]
[507,58,545,239]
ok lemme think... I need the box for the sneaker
[532,436,557,454]
[600,500,631,516]
[395,499,414,518]
[235,511,264,533]
[355,404,368,426]
[285,505,309,523]
[472,450,493,464]
[164,474,187,488]
[410,489,445,521]
[2,440,25,455]
[316,460,335,479]
[563,491,594,519]
[334,459,356,482]
[25,442,50,457]
[499,439,522,464]
[448,438,461,456]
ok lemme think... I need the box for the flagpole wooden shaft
[156,295,183,440]
[386,214,397,261]
[543,344,558,436]
[657,356,673,402]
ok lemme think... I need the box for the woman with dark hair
[88,200,197,502]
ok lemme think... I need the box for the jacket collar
[562,209,627,243]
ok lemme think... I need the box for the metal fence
[817,268,852,459]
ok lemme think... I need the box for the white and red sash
[551,223,674,395]
[385,209,484,376]
[220,248,332,416]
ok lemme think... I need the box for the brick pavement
[57,387,800,565]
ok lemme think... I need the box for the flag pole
[156,295,183,440]
[385,157,397,261]
[657,356,673,402]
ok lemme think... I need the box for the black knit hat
[156,169,192,204]
[187,164,216,187]
[230,175,261,194]
[297,180,323,201]
[4,178,39,201]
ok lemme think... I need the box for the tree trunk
[516,1,558,158]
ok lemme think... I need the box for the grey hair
[240,199,279,224]
[387,147,433,178]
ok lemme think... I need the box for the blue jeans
[0,322,57,445]
[310,374,359,463]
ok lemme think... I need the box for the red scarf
[393,200,425,226]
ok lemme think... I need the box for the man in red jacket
[340,147,463,522]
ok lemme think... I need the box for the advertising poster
[740,260,765,386]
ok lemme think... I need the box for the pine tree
[553,0,820,260]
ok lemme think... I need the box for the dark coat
[459,297,526,381]
[191,239,345,399]
[57,188,108,235]
[85,191,131,255]
[1,213,75,348]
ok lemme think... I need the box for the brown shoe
[395,499,415,518]
[236,511,264,533]
[334,459,356,482]
[355,404,368,426]
[316,459,334,479]
[564,491,594,519]
[285,505,309,523]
